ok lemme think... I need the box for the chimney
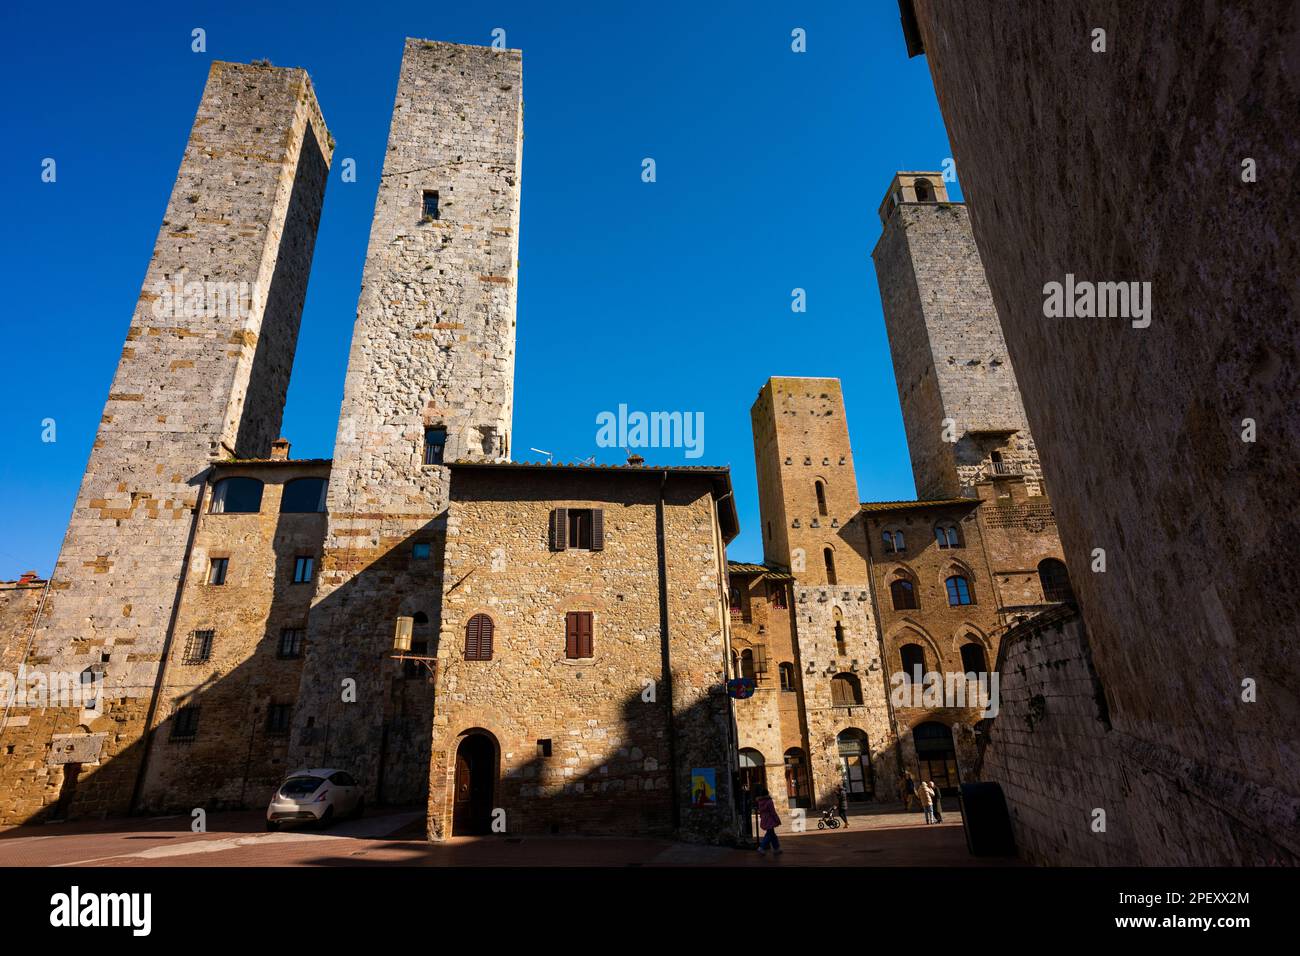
[17,571,40,586]
[270,437,291,460]
[627,452,645,466]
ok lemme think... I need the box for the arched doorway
[836,729,873,801]
[912,721,959,796]
[783,748,811,809]
[452,731,497,835]
[737,748,767,795]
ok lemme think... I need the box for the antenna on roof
[577,455,596,466]
[529,447,554,464]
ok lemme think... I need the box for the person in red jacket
[754,786,783,856]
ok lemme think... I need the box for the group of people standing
[900,771,945,823]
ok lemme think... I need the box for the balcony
[984,460,1025,478]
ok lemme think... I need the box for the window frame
[465,613,495,661]
[292,555,315,584]
[207,557,228,586]
[277,627,305,660]
[945,574,974,606]
[183,629,214,665]
[423,426,447,465]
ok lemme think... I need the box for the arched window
[890,577,918,610]
[830,673,863,706]
[945,575,974,606]
[413,611,429,626]
[464,613,494,661]
[824,548,837,585]
[730,650,739,676]
[740,648,756,680]
[881,529,905,554]
[280,477,327,513]
[1038,558,1073,602]
[960,642,988,677]
[900,643,926,683]
[934,522,960,548]
[779,662,796,691]
[814,480,828,516]
[914,178,935,202]
[209,477,263,514]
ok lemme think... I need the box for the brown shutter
[578,612,593,658]
[590,508,604,551]
[565,612,578,658]
[550,508,568,551]
[465,616,478,660]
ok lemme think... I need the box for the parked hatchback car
[266,769,365,831]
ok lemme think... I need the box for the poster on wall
[690,768,717,807]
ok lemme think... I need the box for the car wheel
[266,820,279,832]
[319,805,335,829]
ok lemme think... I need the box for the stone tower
[290,40,523,801]
[871,172,1042,499]
[0,62,331,820]
[750,378,893,807]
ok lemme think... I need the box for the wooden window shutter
[550,508,568,551]
[466,613,494,661]
[565,611,593,659]
[590,508,604,551]
[578,612,593,658]
[565,612,579,658]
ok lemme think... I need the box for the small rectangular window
[565,611,594,660]
[292,556,314,584]
[423,427,447,465]
[170,705,200,741]
[422,190,439,220]
[412,542,432,560]
[208,557,228,586]
[537,739,553,758]
[769,582,787,609]
[265,703,292,736]
[277,628,305,660]
[183,630,214,665]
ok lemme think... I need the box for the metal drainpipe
[655,470,680,831]
[129,470,209,815]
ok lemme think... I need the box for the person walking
[919,779,935,824]
[929,780,944,823]
[754,786,783,856]
[835,784,851,828]
[902,771,917,810]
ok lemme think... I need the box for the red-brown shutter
[565,612,578,658]
[578,612,593,658]
[590,509,604,551]
[550,508,568,551]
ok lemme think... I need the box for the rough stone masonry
[0,61,331,825]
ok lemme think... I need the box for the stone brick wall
[909,0,1300,863]
[729,569,807,810]
[292,39,523,803]
[0,62,331,825]
[749,378,893,808]
[982,606,1299,865]
[428,465,736,842]
[872,177,1041,499]
[137,461,328,811]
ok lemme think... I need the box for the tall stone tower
[750,378,893,806]
[291,40,523,801]
[871,172,1042,499]
[0,62,331,820]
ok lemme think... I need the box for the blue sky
[0,0,960,577]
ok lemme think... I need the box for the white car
[266,769,365,831]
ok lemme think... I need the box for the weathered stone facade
[428,463,739,842]
[289,39,524,804]
[136,453,328,811]
[904,0,1300,864]
[746,379,895,811]
[0,62,331,825]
